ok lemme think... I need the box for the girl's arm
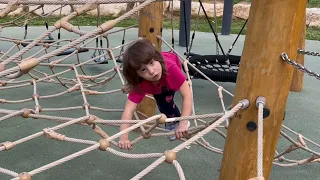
[179,80,193,118]
[120,99,138,139]
[176,80,192,138]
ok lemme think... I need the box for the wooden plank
[219,0,307,180]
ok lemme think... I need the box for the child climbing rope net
[0,1,319,180]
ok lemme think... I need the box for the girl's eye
[141,68,146,72]
[149,60,154,65]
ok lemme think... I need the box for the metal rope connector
[239,99,250,109]
[281,52,289,61]
[255,96,266,108]
[255,96,270,118]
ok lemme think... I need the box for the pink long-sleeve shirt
[128,52,186,104]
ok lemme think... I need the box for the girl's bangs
[128,56,152,70]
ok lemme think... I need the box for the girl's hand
[118,136,132,150]
[175,120,189,139]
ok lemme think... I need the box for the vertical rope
[256,98,265,177]
[173,160,186,180]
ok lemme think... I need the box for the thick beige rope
[0,110,23,122]
[131,156,166,180]
[73,66,90,116]
[256,96,266,177]
[0,0,19,18]
[131,103,244,179]
[282,125,320,149]
[195,140,223,154]
[0,167,18,178]
[0,0,159,79]
[0,2,319,178]
[26,144,99,178]
[158,35,235,97]
[107,148,163,159]
[173,160,186,180]
[273,156,319,167]
[280,131,320,157]
[257,98,264,177]
[173,103,243,152]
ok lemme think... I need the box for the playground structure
[0,0,319,180]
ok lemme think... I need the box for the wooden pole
[138,2,163,50]
[219,0,307,180]
[290,9,306,92]
[135,2,164,120]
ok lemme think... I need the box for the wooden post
[138,2,163,50]
[290,9,306,92]
[219,0,307,180]
[135,2,164,120]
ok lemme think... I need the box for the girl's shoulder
[161,51,177,57]
[161,51,179,61]
[161,51,181,69]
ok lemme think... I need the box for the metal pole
[221,0,233,35]
[179,0,191,47]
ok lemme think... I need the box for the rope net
[0,1,319,180]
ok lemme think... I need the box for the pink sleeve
[128,89,146,104]
[167,64,186,91]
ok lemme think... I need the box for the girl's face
[136,59,162,82]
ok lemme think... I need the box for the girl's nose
[148,67,155,75]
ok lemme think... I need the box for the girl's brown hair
[122,38,167,92]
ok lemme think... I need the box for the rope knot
[43,128,65,141]
[0,141,14,150]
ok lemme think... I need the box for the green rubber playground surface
[0,26,319,180]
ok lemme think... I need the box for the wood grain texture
[219,0,307,180]
[290,9,306,92]
[138,2,163,51]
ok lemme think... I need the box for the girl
[118,38,192,150]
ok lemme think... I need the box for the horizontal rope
[0,167,19,178]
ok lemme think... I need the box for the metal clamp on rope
[255,96,266,107]
[255,96,270,118]
[239,99,250,109]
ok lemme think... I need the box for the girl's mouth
[153,74,159,79]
